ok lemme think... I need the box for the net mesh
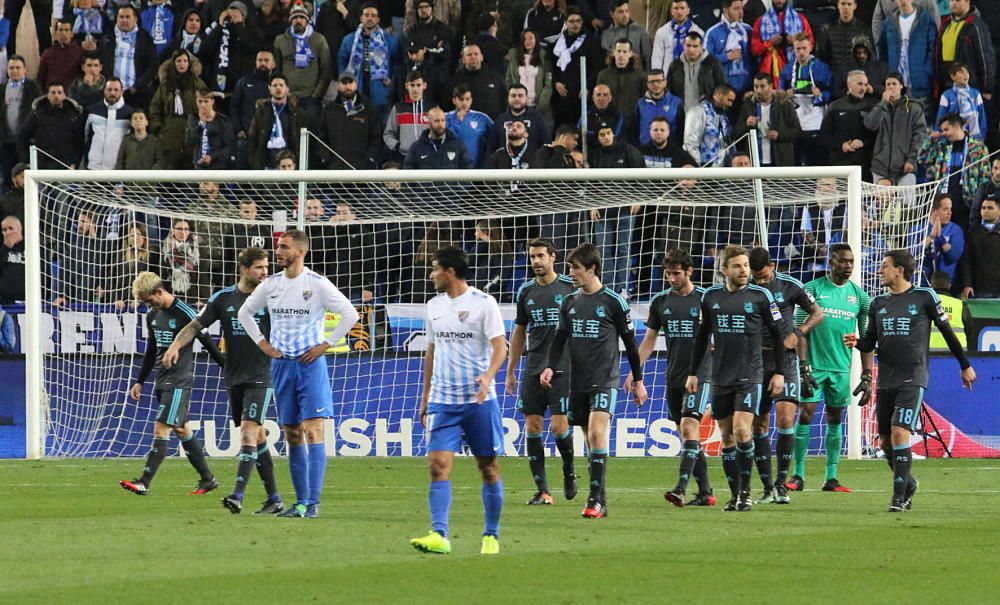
[27,169,937,458]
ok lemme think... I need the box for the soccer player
[238,229,360,519]
[410,246,507,555]
[845,249,975,512]
[791,244,872,492]
[505,238,578,505]
[164,247,284,514]
[689,245,785,512]
[748,247,823,504]
[540,243,648,519]
[627,249,715,507]
[120,272,225,496]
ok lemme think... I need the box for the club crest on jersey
[596,305,606,318]
[168,318,177,329]
[744,302,754,314]
[457,310,469,322]
[848,295,857,305]
[447,151,456,160]
[303,290,313,301]
[908,304,918,316]
[774,292,785,303]
[554,294,564,306]
[690,306,698,317]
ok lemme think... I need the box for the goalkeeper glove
[852,370,873,405]
[800,363,818,399]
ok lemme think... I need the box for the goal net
[22,167,937,459]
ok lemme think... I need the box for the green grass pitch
[3,457,999,603]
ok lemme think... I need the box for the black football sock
[526,434,549,494]
[180,433,213,481]
[232,445,256,499]
[555,430,575,474]
[139,437,169,486]
[737,440,755,494]
[588,449,607,502]
[676,440,700,493]
[694,448,712,494]
[891,445,912,501]
[256,445,280,499]
[776,428,795,486]
[753,433,773,490]
[721,446,740,498]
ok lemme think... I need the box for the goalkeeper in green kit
[788,244,873,492]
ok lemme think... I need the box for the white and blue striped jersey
[238,268,360,358]
[426,286,506,405]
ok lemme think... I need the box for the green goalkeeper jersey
[795,276,871,373]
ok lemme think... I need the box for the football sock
[482,480,503,537]
[737,440,755,494]
[824,423,843,482]
[429,480,451,537]
[555,430,574,473]
[891,444,912,501]
[180,433,213,481]
[676,440,700,492]
[694,448,711,493]
[776,427,795,486]
[721,446,739,498]
[232,445,257,499]
[526,433,548,493]
[255,445,280,499]
[588,449,607,502]
[139,436,169,486]
[306,442,326,505]
[752,433,773,489]
[793,421,810,478]
[288,443,310,505]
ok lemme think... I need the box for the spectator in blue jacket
[704,0,754,99]
[935,62,987,140]
[634,68,684,146]
[445,84,493,167]
[337,2,401,119]
[922,194,964,284]
[779,32,832,165]
[404,107,473,169]
[876,0,937,121]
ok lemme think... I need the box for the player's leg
[733,385,761,511]
[519,378,551,503]
[272,358,310,517]
[249,389,282,512]
[887,387,922,511]
[791,397,817,490]
[549,406,577,500]
[120,401,174,495]
[820,371,851,492]
[751,396,774,498]
[712,389,739,510]
[584,404,612,518]
[411,403,463,553]
[223,386,254,512]
[168,388,216,494]
[300,357,333,516]
[465,397,504,553]
[667,385,713,506]
[685,383,713,502]
[771,353,800,502]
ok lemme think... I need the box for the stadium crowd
[0,0,998,307]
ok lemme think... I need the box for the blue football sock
[482,479,503,537]
[288,444,310,505]
[307,443,327,505]
[429,480,452,537]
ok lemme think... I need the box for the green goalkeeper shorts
[800,369,851,407]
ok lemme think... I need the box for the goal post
[23,165,927,460]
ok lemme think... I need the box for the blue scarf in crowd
[114,26,139,89]
[699,99,730,166]
[671,19,693,60]
[73,8,104,36]
[347,25,390,81]
[759,2,804,63]
[290,24,316,69]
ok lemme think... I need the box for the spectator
[504,30,554,123]
[69,53,107,109]
[0,164,25,222]
[667,31,726,111]
[472,14,508,74]
[581,83,622,146]
[390,40,444,106]
[469,218,515,301]
[149,49,206,170]
[779,32,832,165]
[38,20,85,91]
[106,223,161,308]
[326,202,380,302]
[185,89,236,169]
[550,6,602,127]
[405,220,453,302]
[0,215,24,303]
[488,84,551,157]
[320,72,381,170]
[876,0,937,117]
[71,0,109,50]
[640,115,696,167]
[199,1,266,100]
[161,217,200,299]
[635,68,684,146]
[315,0,359,74]
[933,0,994,101]
[403,0,453,88]
[260,0,295,40]
[597,38,646,136]
[683,83,735,166]
[821,69,875,175]
[274,2,333,115]
[446,84,493,166]
[531,124,581,256]
[793,178,847,277]
[162,9,206,59]
[98,5,158,108]
[935,62,987,139]
[523,0,565,49]
[750,0,815,88]
[446,44,506,118]
[531,122,578,168]
[922,194,964,284]
[651,0,702,74]
[602,0,652,70]
[404,106,473,168]
[589,121,643,295]
[0,57,40,186]
[338,2,401,118]
[484,117,530,169]
[959,194,1000,299]
[871,0,938,43]
[704,0,753,100]
[815,0,870,75]
[736,72,802,166]
[833,35,888,100]
[246,74,307,169]
[863,72,926,185]
[53,207,112,306]
[115,109,165,169]
[140,0,178,58]
[227,199,273,275]
[18,83,85,169]
[969,157,1000,228]
[384,70,433,161]
[917,112,989,228]
[187,182,237,299]
[82,77,133,170]
[231,49,277,168]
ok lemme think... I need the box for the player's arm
[505,323,527,394]
[420,342,434,427]
[687,299,711,393]
[928,292,976,390]
[163,300,217,368]
[131,314,157,400]
[625,322,659,392]
[847,299,878,353]
[541,299,571,389]
[762,291,786,394]
[613,300,646,405]
[238,281,281,359]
